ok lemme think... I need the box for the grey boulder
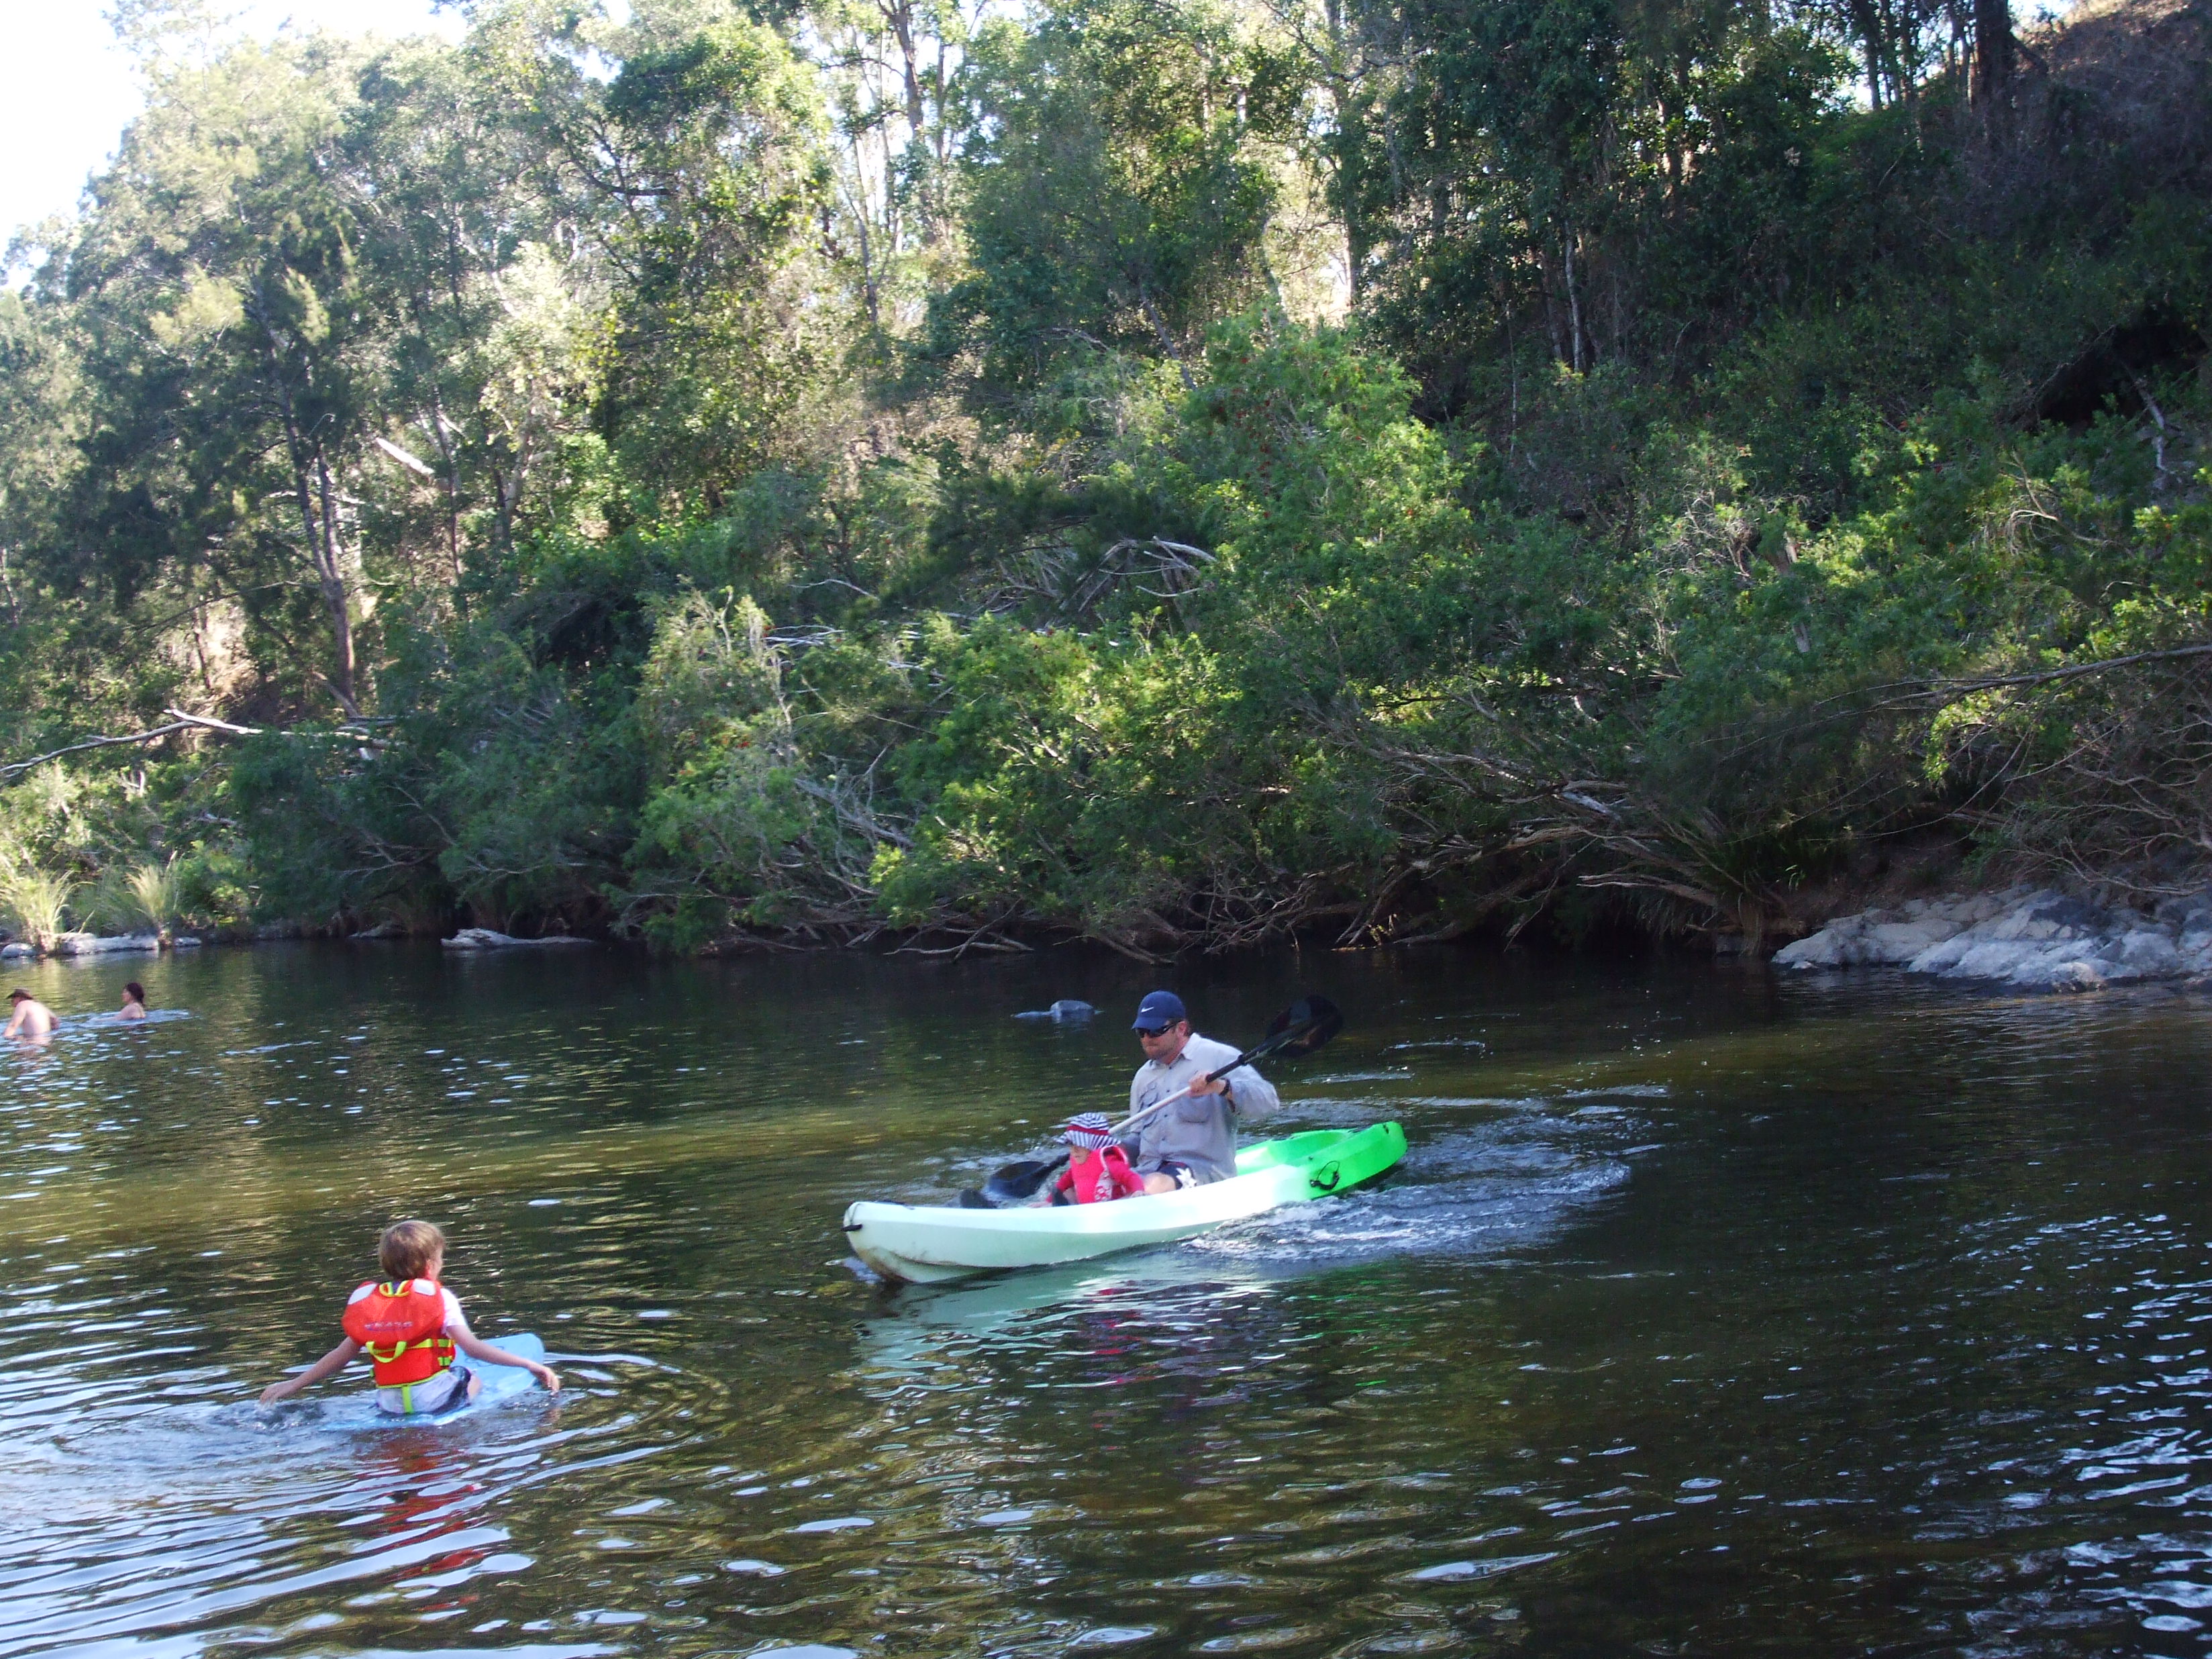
[1775,887,2212,991]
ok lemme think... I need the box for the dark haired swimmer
[120,983,147,1021]
[5,990,56,1043]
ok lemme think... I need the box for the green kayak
[842,1121,1408,1283]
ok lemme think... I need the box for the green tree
[924,0,1303,413]
[476,1,834,519]
[56,40,389,710]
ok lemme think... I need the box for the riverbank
[1772,883,2212,991]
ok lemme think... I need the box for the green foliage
[3,0,2209,951]
[923,0,1299,419]
[591,15,836,511]
[1,868,77,953]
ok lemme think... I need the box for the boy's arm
[450,1329,561,1391]
[260,1336,360,1404]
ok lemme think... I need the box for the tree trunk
[1138,291,1196,391]
[881,0,927,138]
[250,279,360,715]
[1564,230,1585,374]
[1850,0,1886,108]
[1972,0,2014,127]
[312,449,360,715]
[425,391,464,587]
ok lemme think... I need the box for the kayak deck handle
[1309,1164,1342,1193]
[842,1221,863,1231]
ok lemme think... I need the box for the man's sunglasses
[1136,1022,1174,1038]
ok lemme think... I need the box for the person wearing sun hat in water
[1050,1112,1146,1204]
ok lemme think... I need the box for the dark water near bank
[6,944,2212,1658]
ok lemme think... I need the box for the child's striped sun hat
[1062,1111,1115,1149]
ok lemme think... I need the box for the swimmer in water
[119,983,147,1021]
[5,989,56,1043]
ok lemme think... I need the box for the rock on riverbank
[54,932,161,956]
[1773,887,2211,990]
[442,928,593,950]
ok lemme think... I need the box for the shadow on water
[6,944,2212,1654]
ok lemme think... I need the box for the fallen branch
[0,707,368,778]
[164,707,265,736]
[789,775,915,848]
[3,720,199,778]
[1853,640,2212,710]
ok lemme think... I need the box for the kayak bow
[843,1123,1407,1284]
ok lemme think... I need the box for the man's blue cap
[1132,990,1187,1029]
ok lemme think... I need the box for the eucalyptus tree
[1349,0,1864,408]
[810,0,983,332]
[342,35,602,574]
[0,291,97,748]
[56,39,393,712]
[473,0,839,523]
[923,0,1307,416]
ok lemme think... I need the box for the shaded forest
[1,0,2208,958]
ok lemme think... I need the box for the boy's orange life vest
[1062,1143,1143,1204]
[342,1278,456,1390]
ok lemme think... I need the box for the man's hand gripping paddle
[961,995,1344,1208]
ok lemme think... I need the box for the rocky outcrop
[1773,887,2212,990]
[52,932,162,956]
[442,928,593,950]
[6,933,205,959]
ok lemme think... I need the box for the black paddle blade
[980,1154,1068,1207]
[1262,994,1343,1058]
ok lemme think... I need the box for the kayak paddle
[964,994,1344,1207]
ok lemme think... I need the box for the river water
[5,943,2212,1658]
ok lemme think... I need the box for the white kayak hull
[842,1125,1405,1283]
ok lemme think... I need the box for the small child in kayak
[258,1219,560,1414]
[1051,1112,1146,1204]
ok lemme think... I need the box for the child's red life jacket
[341,1278,456,1398]
[1060,1143,1144,1204]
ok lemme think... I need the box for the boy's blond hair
[378,1219,447,1280]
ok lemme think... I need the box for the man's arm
[1221,1063,1278,1116]
[1178,1038,1256,1105]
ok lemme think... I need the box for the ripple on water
[11,950,2212,1656]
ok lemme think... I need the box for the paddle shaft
[1107,1062,1241,1144]
[1090,1032,1288,1164]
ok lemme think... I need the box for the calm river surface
[5,942,2212,1658]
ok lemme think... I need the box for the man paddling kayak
[1125,991,1279,1191]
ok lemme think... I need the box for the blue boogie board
[313,1334,550,1430]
